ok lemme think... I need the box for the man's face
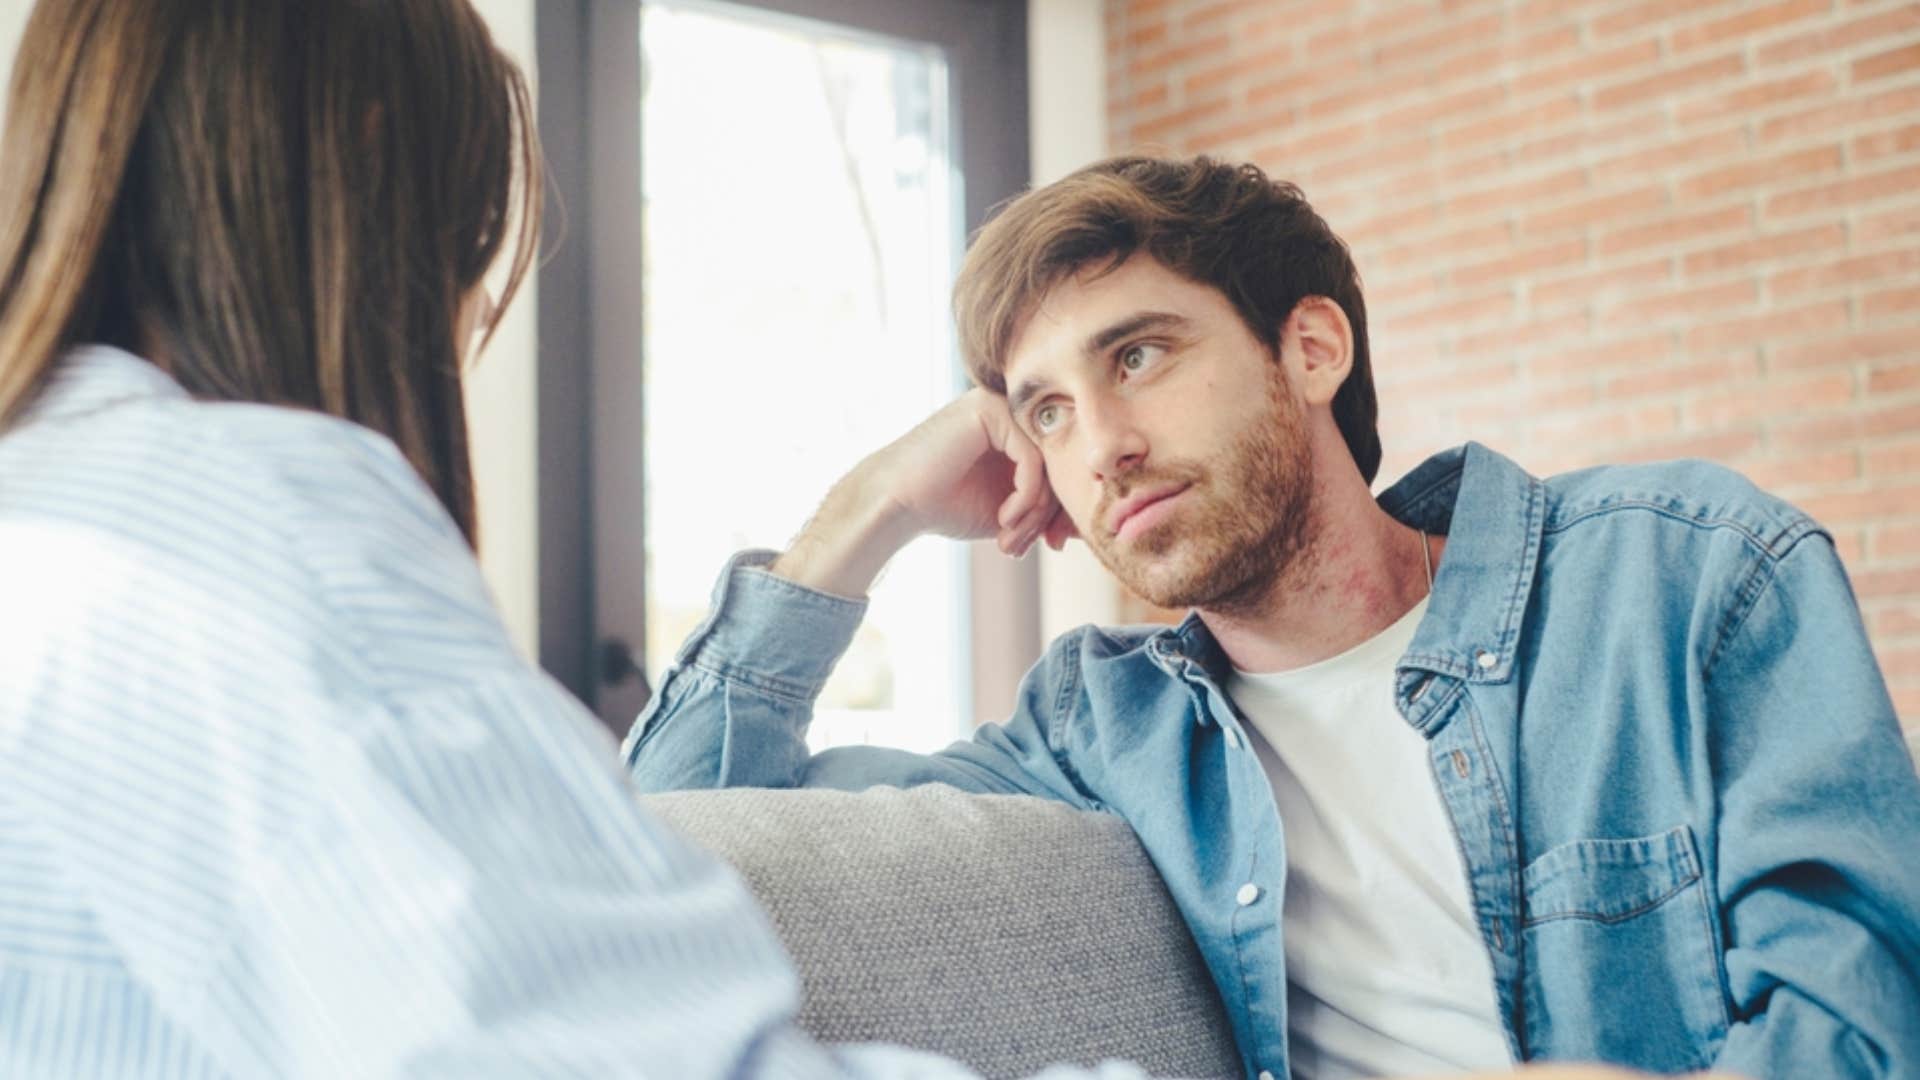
[1001,256,1317,612]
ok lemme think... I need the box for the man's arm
[624,548,1100,806]
[624,391,1095,806]
[1704,533,1920,1078]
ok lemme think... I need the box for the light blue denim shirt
[626,442,1920,1080]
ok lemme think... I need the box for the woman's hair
[0,0,542,544]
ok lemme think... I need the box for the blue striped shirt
[0,346,1143,1080]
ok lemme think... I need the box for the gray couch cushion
[643,786,1239,1080]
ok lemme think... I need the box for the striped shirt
[0,346,1141,1080]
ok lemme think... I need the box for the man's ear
[1285,296,1353,407]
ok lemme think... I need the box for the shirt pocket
[1518,825,1730,1071]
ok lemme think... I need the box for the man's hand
[769,390,1073,597]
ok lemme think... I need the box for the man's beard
[1086,366,1315,615]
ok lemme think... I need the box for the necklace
[1418,529,1434,596]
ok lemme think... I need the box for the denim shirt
[625,442,1920,1080]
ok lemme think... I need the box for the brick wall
[1105,0,1920,730]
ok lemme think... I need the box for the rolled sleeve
[673,550,870,699]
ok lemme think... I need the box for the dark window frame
[535,0,1037,733]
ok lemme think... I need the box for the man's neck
[1198,485,1438,675]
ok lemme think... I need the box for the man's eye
[1119,343,1164,374]
[1033,403,1062,433]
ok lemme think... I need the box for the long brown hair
[0,0,541,544]
[953,156,1381,485]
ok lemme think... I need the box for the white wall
[0,3,29,116]
[1027,0,1121,639]
[463,0,542,659]
[0,1,543,657]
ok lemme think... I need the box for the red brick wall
[1105,0,1920,728]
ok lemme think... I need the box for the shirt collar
[12,345,189,428]
[1377,441,1547,685]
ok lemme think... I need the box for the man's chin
[1093,529,1238,606]
[1108,544,1284,614]
[1106,553,1212,612]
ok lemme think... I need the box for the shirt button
[1236,883,1260,906]
[1258,1071,1276,1080]
[1223,726,1243,750]
[1475,649,1497,670]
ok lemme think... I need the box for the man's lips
[1107,483,1191,539]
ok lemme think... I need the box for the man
[625,156,1920,1079]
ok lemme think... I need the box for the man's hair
[0,0,542,545]
[953,155,1381,484]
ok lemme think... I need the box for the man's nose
[1081,395,1149,483]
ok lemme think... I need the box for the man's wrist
[769,468,920,598]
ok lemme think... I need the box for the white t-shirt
[1226,598,1511,1080]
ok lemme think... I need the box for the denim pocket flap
[1522,825,1702,926]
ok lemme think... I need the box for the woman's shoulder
[0,347,506,670]
[7,348,455,545]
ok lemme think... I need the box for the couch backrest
[644,786,1240,1080]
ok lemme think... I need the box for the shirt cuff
[672,549,869,700]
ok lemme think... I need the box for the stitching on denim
[1401,650,1470,680]
[1410,677,1466,733]
[1426,716,1516,1041]
[1465,694,1525,953]
[1703,552,1777,684]
[1536,499,1827,680]
[1049,632,1081,748]
[1704,528,1826,682]
[1047,635,1100,807]
[737,566,870,613]
[1491,480,1544,673]
[1522,866,1702,926]
[687,657,816,705]
[1543,498,1814,556]
[1688,847,1736,1043]
[626,667,690,759]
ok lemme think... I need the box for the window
[640,1,966,750]
[534,0,1035,742]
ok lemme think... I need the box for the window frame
[534,0,1037,735]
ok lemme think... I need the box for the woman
[0,3,1053,1077]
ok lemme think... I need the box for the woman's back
[0,345,808,1077]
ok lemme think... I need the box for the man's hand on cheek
[770,389,1073,596]
[867,388,1054,551]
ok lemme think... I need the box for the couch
[643,730,1920,1080]
[643,785,1242,1079]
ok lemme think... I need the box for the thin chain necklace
[1418,529,1434,597]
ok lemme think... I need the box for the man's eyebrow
[1086,311,1187,358]
[1008,312,1189,418]
[1008,376,1051,419]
